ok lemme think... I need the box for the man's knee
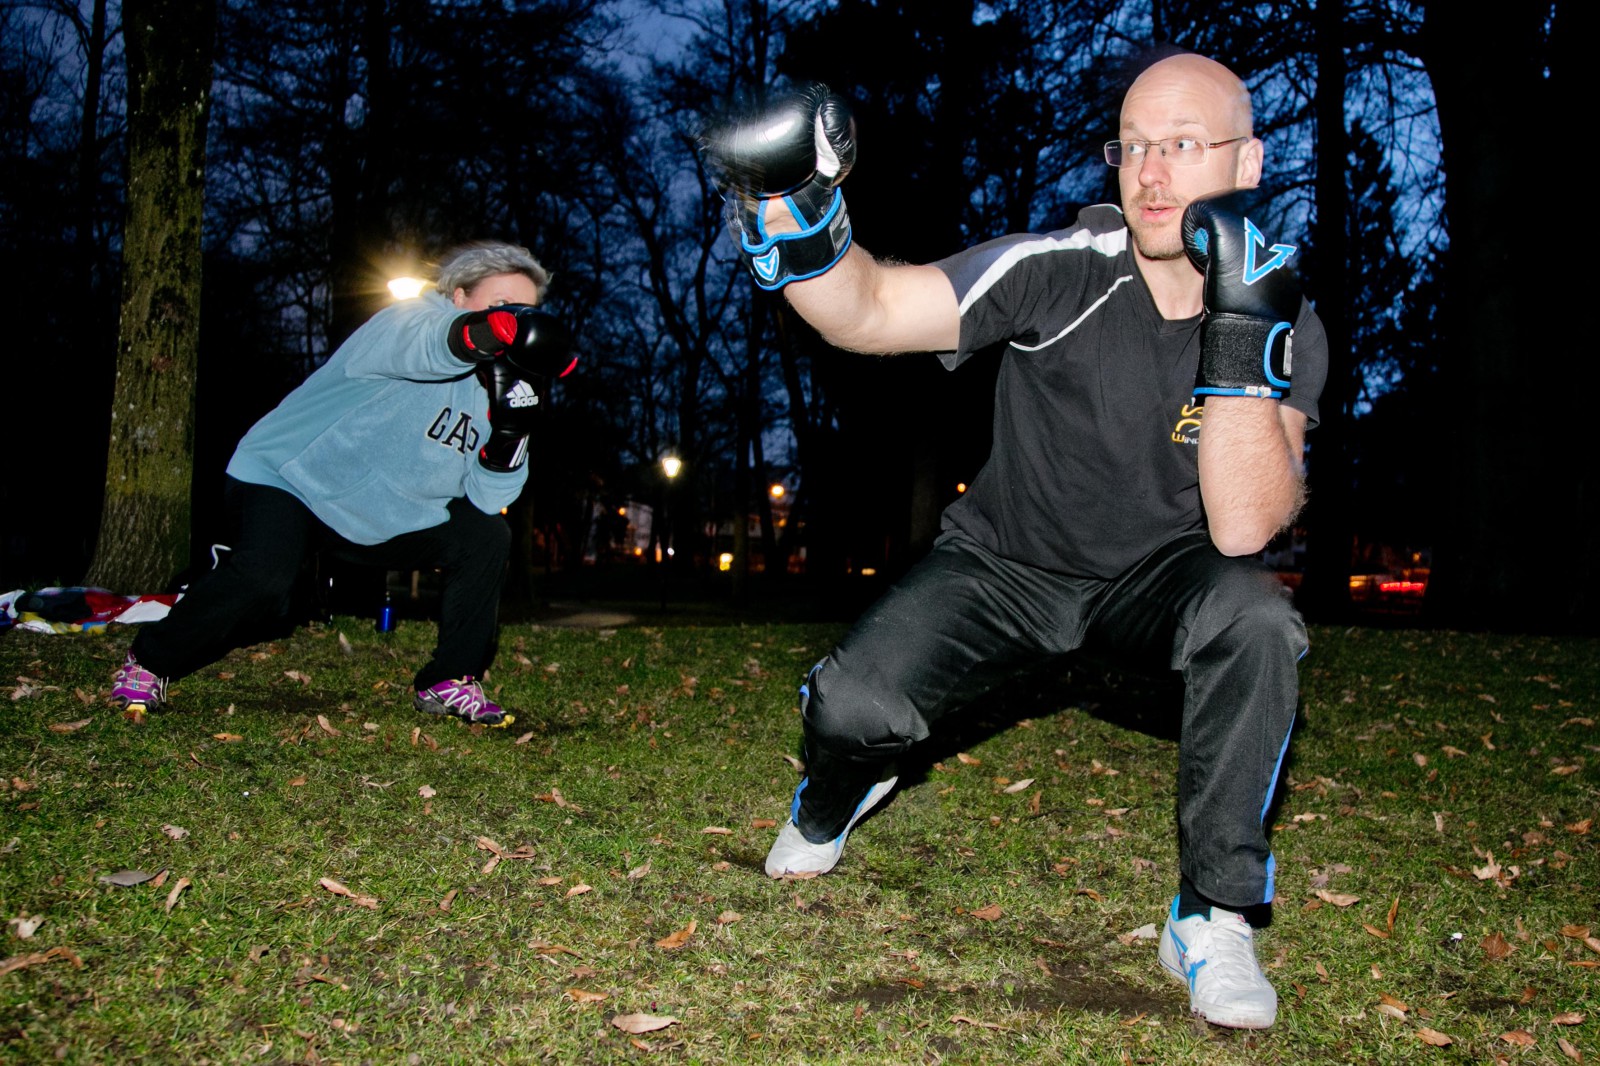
[803,656,923,756]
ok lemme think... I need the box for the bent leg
[342,497,510,690]
[130,480,316,680]
[796,531,1096,841]
[1088,532,1306,907]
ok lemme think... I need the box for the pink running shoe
[111,652,167,713]
[413,676,513,727]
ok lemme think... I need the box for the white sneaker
[1158,896,1277,1029]
[764,776,897,878]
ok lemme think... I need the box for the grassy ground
[1,618,1595,1064]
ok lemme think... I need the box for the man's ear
[1235,137,1264,189]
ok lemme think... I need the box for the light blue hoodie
[226,291,527,544]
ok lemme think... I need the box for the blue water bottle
[376,591,395,633]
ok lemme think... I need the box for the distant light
[860,567,877,577]
[666,547,675,557]
[617,507,627,517]
[388,276,427,300]
[718,552,733,571]
[633,547,643,556]
[956,482,968,493]
[1379,580,1426,595]
[769,484,785,499]
[662,456,682,479]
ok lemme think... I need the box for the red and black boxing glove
[476,359,542,472]
[449,305,577,381]
[1182,193,1303,400]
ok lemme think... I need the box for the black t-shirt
[931,204,1328,579]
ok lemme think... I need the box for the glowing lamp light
[661,456,683,479]
[956,482,968,493]
[718,552,733,571]
[769,484,785,499]
[387,276,427,300]
[860,567,878,577]
[617,507,627,517]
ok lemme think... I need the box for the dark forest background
[1,0,1590,631]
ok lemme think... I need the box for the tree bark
[84,0,216,592]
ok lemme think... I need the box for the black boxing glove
[476,359,542,473]
[1182,193,1302,400]
[449,305,577,382]
[703,82,856,290]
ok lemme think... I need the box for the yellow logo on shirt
[1171,402,1203,446]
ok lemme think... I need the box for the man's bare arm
[1197,399,1306,556]
[782,245,960,354]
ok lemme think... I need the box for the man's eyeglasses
[1103,136,1248,168]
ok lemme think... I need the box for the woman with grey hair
[110,240,573,728]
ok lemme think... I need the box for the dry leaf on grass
[418,785,436,798]
[7,916,43,939]
[439,889,457,912]
[611,1013,677,1035]
[970,904,1003,921]
[1482,932,1515,960]
[566,988,607,1004]
[1558,1037,1581,1062]
[1364,924,1390,939]
[315,714,340,736]
[1417,1027,1454,1047]
[1500,1030,1536,1047]
[98,869,158,887]
[161,825,189,840]
[627,861,651,881]
[0,946,83,977]
[950,1014,1007,1031]
[1315,889,1360,907]
[48,719,93,734]
[531,942,580,958]
[955,752,981,766]
[655,920,697,950]
[751,818,777,829]
[285,670,312,686]
[164,877,191,913]
[317,877,378,909]
[700,826,732,835]
[715,911,742,925]
[1002,778,1035,794]
[286,775,307,787]
[781,753,804,772]
[565,884,593,898]
[213,733,244,743]
[1552,1012,1586,1025]
[1379,993,1409,1013]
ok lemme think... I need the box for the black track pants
[131,478,509,691]
[796,528,1305,907]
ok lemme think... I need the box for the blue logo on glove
[1242,218,1297,285]
[753,248,781,283]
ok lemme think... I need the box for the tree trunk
[84,0,216,592]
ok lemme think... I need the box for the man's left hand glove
[1183,193,1302,400]
[476,359,543,472]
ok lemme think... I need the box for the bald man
[711,53,1326,1029]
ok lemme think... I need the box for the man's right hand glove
[1182,194,1302,400]
[449,305,577,382]
[703,82,856,290]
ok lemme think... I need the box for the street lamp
[387,276,427,300]
[661,455,683,480]
[658,454,682,609]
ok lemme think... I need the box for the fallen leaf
[337,632,353,655]
[164,877,191,913]
[955,752,981,766]
[611,1013,677,1035]
[700,826,732,835]
[48,719,93,734]
[565,884,593,898]
[285,670,312,686]
[247,945,269,961]
[1376,1003,1408,1021]
[781,753,804,772]
[213,733,244,743]
[0,946,83,977]
[950,1014,1007,1031]
[1500,1030,1536,1047]
[1387,896,1400,934]
[439,889,457,911]
[566,988,607,1003]
[1473,853,1503,881]
[970,904,1003,921]
[1482,931,1515,960]
[1002,778,1035,794]
[286,775,308,787]
[315,715,340,736]
[1417,1027,1453,1047]
[7,916,43,939]
[655,919,697,950]
[317,877,378,909]
[751,818,777,829]
[1568,819,1593,834]
[530,942,580,958]
[150,869,169,888]
[98,869,157,887]
[1552,1012,1585,1025]
[627,861,651,881]
[418,785,436,798]
[1442,745,1467,757]
[1558,1037,1581,1062]
[1379,993,1410,1013]
[161,824,189,841]
[715,910,742,925]
[1364,924,1391,939]
[1315,889,1360,907]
